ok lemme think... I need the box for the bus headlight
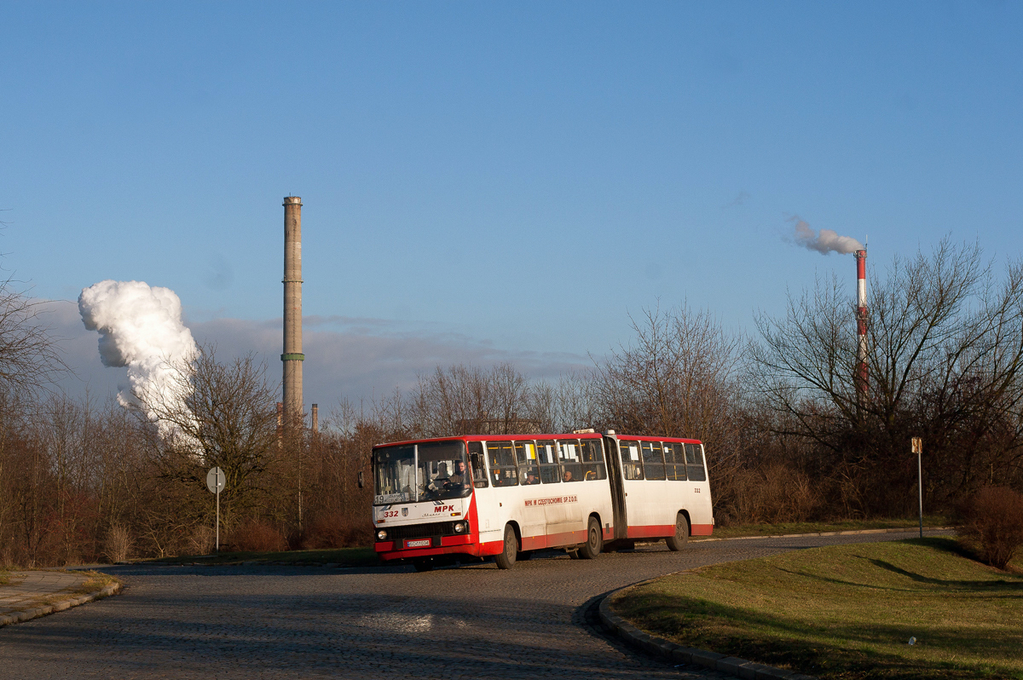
[376,529,388,541]
[453,522,466,534]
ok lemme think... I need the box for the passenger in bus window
[626,462,643,480]
[563,469,574,482]
[468,447,488,488]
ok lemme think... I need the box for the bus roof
[372,432,703,449]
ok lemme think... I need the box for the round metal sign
[206,467,226,494]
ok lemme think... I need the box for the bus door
[468,441,502,547]
[603,435,628,540]
[617,439,664,537]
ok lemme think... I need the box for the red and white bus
[371,430,713,570]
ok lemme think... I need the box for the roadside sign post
[206,467,226,552]
[911,438,923,539]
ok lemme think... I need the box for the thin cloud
[43,301,591,413]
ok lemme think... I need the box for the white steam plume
[79,280,198,441]
[790,217,863,254]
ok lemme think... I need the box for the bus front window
[418,440,472,501]
[374,444,416,504]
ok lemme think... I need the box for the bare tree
[750,237,1023,514]
[401,363,545,436]
[591,303,743,442]
[0,280,67,394]
[589,304,746,520]
[136,345,281,530]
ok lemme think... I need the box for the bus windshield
[373,440,471,505]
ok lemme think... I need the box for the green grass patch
[612,538,1023,679]
[147,546,378,567]
[709,517,949,540]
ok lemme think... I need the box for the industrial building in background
[282,196,304,428]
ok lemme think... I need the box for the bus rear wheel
[665,513,689,551]
[495,524,518,570]
[579,517,603,560]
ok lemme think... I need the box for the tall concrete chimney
[282,196,304,427]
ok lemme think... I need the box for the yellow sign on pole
[912,437,922,454]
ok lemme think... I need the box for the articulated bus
[371,430,713,571]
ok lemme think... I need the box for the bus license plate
[405,538,431,549]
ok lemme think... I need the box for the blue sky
[3,1,1022,413]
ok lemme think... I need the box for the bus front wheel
[495,524,518,570]
[579,517,603,559]
[665,513,689,551]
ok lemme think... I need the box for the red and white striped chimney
[855,249,868,401]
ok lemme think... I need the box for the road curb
[598,583,818,680]
[0,581,122,627]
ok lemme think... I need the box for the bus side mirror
[358,471,365,489]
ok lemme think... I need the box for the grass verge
[72,570,120,596]
[2,570,121,615]
[147,546,378,567]
[141,520,944,566]
[708,517,949,539]
[611,538,1023,679]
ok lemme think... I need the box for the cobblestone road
[0,532,933,679]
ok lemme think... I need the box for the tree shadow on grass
[615,591,1023,680]
[771,538,1023,594]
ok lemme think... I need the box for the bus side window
[557,439,583,482]
[486,441,519,487]
[580,439,606,480]
[685,443,707,482]
[468,441,489,488]
[641,441,666,480]
[536,439,560,484]
[515,441,540,485]
[619,442,643,480]
[663,442,686,481]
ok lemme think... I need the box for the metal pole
[216,480,220,553]
[912,437,923,539]
[918,448,923,539]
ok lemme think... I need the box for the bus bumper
[375,534,501,563]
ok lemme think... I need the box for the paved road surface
[0,531,935,679]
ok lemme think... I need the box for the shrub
[301,512,373,549]
[725,464,823,524]
[104,525,133,563]
[958,486,1023,570]
[188,526,216,556]
[227,519,288,553]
